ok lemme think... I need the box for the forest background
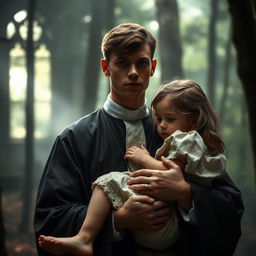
[0,0,255,255]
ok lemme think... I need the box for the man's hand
[114,194,174,231]
[127,157,192,211]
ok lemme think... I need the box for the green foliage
[179,2,255,237]
[115,0,156,25]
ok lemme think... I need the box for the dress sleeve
[164,130,226,185]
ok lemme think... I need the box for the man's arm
[185,171,244,255]
[34,136,89,255]
[127,157,244,255]
[34,135,114,256]
[161,157,243,254]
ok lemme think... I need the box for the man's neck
[103,95,149,122]
[110,95,145,110]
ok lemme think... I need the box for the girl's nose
[160,121,167,129]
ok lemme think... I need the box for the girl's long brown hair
[151,79,225,155]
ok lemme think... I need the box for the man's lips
[125,83,141,86]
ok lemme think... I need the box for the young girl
[39,79,226,256]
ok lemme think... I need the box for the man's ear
[150,59,157,76]
[101,59,110,77]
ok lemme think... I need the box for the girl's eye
[155,117,175,123]
[155,117,162,122]
[166,118,175,123]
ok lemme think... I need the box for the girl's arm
[125,145,186,171]
[125,145,167,170]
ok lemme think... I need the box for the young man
[34,23,243,256]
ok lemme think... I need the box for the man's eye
[137,60,149,68]
[116,60,127,67]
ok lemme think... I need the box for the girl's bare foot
[39,234,93,256]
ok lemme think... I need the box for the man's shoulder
[59,109,102,138]
[58,108,124,138]
[74,109,102,127]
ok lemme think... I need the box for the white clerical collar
[103,94,149,122]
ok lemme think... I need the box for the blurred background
[0,0,255,255]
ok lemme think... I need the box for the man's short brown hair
[101,23,156,62]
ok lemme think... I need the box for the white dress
[92,130,226,251]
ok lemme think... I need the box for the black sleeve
[34,133,114,256]
[34,135,90,255]
[179,171,244,256]
[33,112,125,256]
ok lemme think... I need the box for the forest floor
[2,191,37,256]
[2,190,256,256]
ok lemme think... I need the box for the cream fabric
[155,130,226,185]
[124,120,146,172]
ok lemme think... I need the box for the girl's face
[153,94,194,139]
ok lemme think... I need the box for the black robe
[34,108,244,256]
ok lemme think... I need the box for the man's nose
[128,64,139,79]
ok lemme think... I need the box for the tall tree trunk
[0,36,11,161]
[219,25,232,121]
[102,0,116,95]
[155,0,183,83]
[207,0,219,107]
[226,0,256,180]
[19,0,36,233]
[83,0,105,113]
[237,100,248,182]
[0,188,8,256]
[104,0,115,30]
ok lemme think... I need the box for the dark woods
[0,0,255,255]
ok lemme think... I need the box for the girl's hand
[124,144,150,165]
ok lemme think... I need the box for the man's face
[101,43,156,109]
